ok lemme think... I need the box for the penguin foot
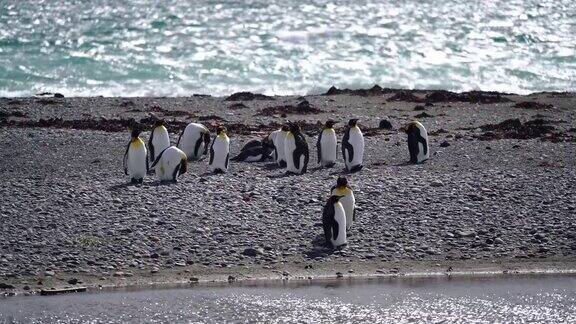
[213,169,226,174]
[278,161,287,168]
[349,165,363,173]
[324,162,336,168]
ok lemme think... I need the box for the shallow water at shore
[1,275,575,323]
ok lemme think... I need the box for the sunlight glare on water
[1,275,576,323]
[0,0,575,97]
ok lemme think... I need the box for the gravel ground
[0,89,575,295]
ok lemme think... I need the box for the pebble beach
[1,87,575,295]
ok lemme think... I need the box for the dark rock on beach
[224,92,274,101]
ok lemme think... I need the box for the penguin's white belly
[151,129,170,160]
[156,146,185,181]
[332,202,347,247]
[332,190,355,230]
[320,130,337,165]
[244,154,262,162]
[210,137,229,172]
[128,144,147,179]
[346,129,364,168]
[178,124,205,160]
[284,135,297,172]
[275,132,287,164]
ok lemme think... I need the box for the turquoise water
[0,0,575,97]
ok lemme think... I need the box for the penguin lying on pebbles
[342,119,364,172]
[148,119,170,163]
[123,129,148,184]
[322,195,348,248]
[177,122,211,161]
[209,126,230,174]
[331,177,356,230]
[284,123,309,174]
[231,135,274,162]
[150,146,188,182]
[402,120,429,164]
[317,120,337,168]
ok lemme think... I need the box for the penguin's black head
[336,177,348,188]
[289,122,301,133]
[262,134,274,148]
[216,126,226,135]
[401,121,418,134]
[131,129,142,138]
[154,119,165,128]
[328,195,345,204]
[281,125,290,132]
[348,119,359,127]
[325,120,337,128]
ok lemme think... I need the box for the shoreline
[3,260,576,298]
[1,87,575,299]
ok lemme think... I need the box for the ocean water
[0,0,575,97]
[1,275,576,323]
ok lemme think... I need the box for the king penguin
[284,123,309,174]
[209,126,230,173]
[150,146,188,182]
[403,120,429,164]
[342,118,364,172]
[148,119,170,163]
[123,129,148,184]
[317,120,337,168]
[330,177,356,230]
[322,195,347,248]
[270,125,290,167]
[176,122,211,161]
[231,135,274,162]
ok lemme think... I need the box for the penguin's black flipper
[407,133,418,164]
[316,130,323,164]
[209,139,215,165]
[225,153,229,169]
[353,207,357,221]
[293,148,301,170]
[194,135,204,158]
[123,142,130,175]
[332,217,339,242]
[176,129,184,147]
[302,150,309,174]
[150,147,169,168]
[178,159,188,176]
[322,202,334,246]
[171,163,180,182]
[342,127,354,163]
[148,130,155,162]
[203,132,211,155]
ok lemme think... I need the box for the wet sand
[0,88,575,296]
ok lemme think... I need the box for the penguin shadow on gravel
[305,234,348,259]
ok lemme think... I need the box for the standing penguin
[123,129,148,184]
[270,125,290,167]
[209,126,230,174]
[330,177,356,230]
[317,120,338,168]
[402,120,429,164]
[284,123,309,174]
[176,122,211,161]
[148,119,170,163]
[322,195,347,248]
[150,146,188,182]
[342,118,364,172]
